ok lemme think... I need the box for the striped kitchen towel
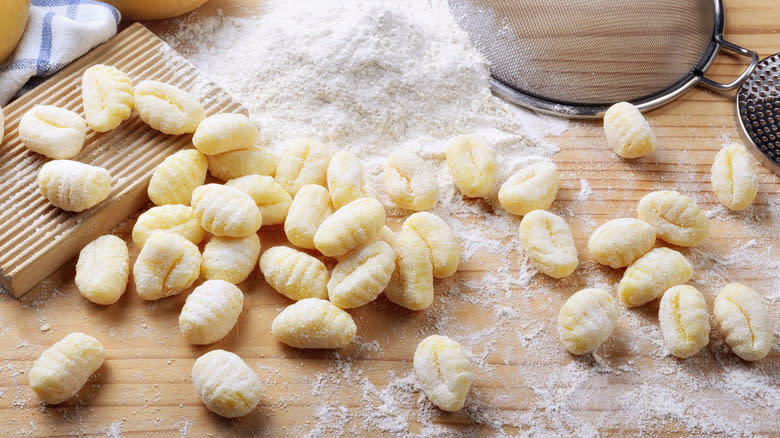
[0,0,120,106]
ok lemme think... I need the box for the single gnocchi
[518,210,578,279]
[179,280,244,345]
[558,288,620,355]
[226,175,292,226]
[587,218,655,268]
[402,212,460,278]
[75,235,129,305]
[29,333,105,404]
[617,247,693,307]
[192,113,259,155]
[134,80,205,135]
[81,64,134,132]
[37,160,112,212]
[201,234,261,284]
[271,298,357,349]
[147,149,208,206]
[446,134,497,198]
[711,142,759,211]
[314,197,386,257]
[383,150,439,211]
[191,349,262,418]
[498,161,559,216]
[637,190,710,247]
[658,285,710,359]
[133,231,201,300]
[384,229,434,311]
[275,138,332,195]
[259,246,328,301]
[132,204,206,249]
[327,151,377,209]
[713,283,772,361]
[207,146,277,181]
[284,184,333,250]
[191,184,263,237]
[20,105,86,159]
[328,240,396,309]
[413,335,473,412]
[603,101,657,158]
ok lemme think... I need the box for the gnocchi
[384,229,434,311]
[603,101,657,158]
[271,298,357,349]
[19,105,86,159]
[446,134,498,198]
[711,142,759,211]
[201,234,261,284]
[498,162,560,216]
[259,246,329,300]
[192,113,259,155]
[226,175,292,226]
[134,80,205,135]
[383,150,439,211]
[37,160,112,212]
[518,210,578,279]
[191,184,263,237]
[402,212,460,278]
[587,218,655,268]
[327,151,377,209]
[75,235,129,305]
[275,138,332,195]
[133,231,201,300]
[328,240,396,309]
[637,190,710,247]
[314,197,386,257]
[147,149,208,206]
[132,204,205,249]
[658,285,710,358]
[29,333,105,404]
[558,288,620,355]
[191,349,262,418]
[284,184,333,250]
[207,146,277,181]
[413,335,473,412]
[713,283,772,361]
[179,280,244,345]
[81,64,134,132]
[617,247,693,307]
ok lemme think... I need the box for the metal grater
[737,53,780,175]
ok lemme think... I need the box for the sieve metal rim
[736,53,780,176]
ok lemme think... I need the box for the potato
[0,0,28,64]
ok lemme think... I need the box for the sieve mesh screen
[737,53,780,173]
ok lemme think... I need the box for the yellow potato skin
[0,0,29,64]
[103,0,208,20]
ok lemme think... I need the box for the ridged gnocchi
[587,218,655,268]
[191,350,262,418]
[191,184,263,237]
[179,280,244,345]
[711,142,759,211]
[327,151,377,209]
[133,231,201,300]
[413,335,473,412]
[275,138,332,195]
[259,246,329,300]
[328,240,396,309]
[498,162,559,216]
[20,105,86,159]
[446,134,497,198]
[207,146,277,181]
[402,212,460,278]
[81,64,134,132]
[201,234,261,284]
[384,229,434,311]
[134,80,205,135]
[617,247,693,307]
[226,175,292,226]
[284,184,333,250]
[637,190,709,247]
[558,288,620,355]
[271,298,357,349]
[603,101,657,158]
[147,149,208,206]
[132,204,206,249]
[518,210,578,279]
[75,235,129,305]
[383,150,438,211]
[314,197,386,257]
[713,283,772,361]
[193,113,259,155]
[29,333,105,404]
[658,285,710,358]
[37,160,112,212]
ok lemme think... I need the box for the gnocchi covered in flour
[558,288,620,355]
[191,349,262,418]
[133,231,201,300]
[226,175,292,226]
[327,151,376,209]
[37,160,112,212]
[147,149,208,206]
[20,105,86,159]
[384,229,434,311]
[191,184,263,237]
[498,161,559,216]
[711,142,759,211]
[179,280,244,345]
[134,80,204,135]
[275,138,332,195]
[617,247,692,307]
[414,335,473,412]
[81,64,134,132]
[383,150,438,211]
[207,146,277,181]
[313,197,386,257]
[713,283,772,361]
[284,184,333,250]
[446,134,497,198]
[201,234,261,284]
[637,190,709,247]
[132,204,206,249]
[603,101,657,158]
[75,235,129,305]
[29,333,105,404]
[328,240,395,309]
[259,246,328,300]
[587,218,655,268]
[271,298,357,349]
[193,113,259,155]
[518,210,578,279]
[402,212,460,278]
[658,285,710,358]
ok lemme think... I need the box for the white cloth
[0,0,120,106]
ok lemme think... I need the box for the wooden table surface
[2,0,779,436]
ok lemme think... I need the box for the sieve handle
[698,37,759,91]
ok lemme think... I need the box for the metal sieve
[737,54,780,175]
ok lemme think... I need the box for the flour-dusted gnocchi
[713,283,772,361]
[226,175,292,226]
[587,218,655,268]
[711,142,759,211]
[498,162,560,216]
[207,146,277,181]
[446,134,498,198]
[132,204,205,249]
[147,149,208,206]
[558,288,620,355]
[81,64,134,132]
[413,335,473,412]
[637,190,710,247]
[179,280,244,345]
[259,246,328,300]
[133,231,201,300]
[518,210,578,279]
[617,247,693,307]
[134,80,205,135]
[19,105,86,159]
[384,150,439,211]
[659,285,710,359]
[275,138,332,195]
[37,160,112,212]
[271,298,357,349]
[192,113,259,155]
[201,234,261,284]
[328,240,396,309]
[75,235,129,305]
[327,151,377,209]
[191,349,262,418]
[402,212,460,278]
[314,197,386,257]
[29,333,105,404]
[191,184,263,237]
[384,229,434,311]
[284,184,333,250]
[603,101,657,158]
